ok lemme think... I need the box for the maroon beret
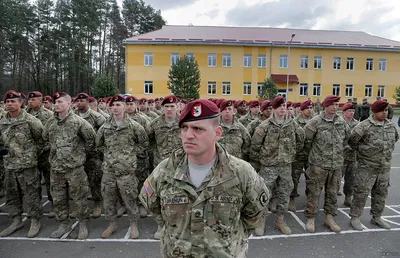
[181,99,188,104]
[155,98,160,101]
[293,102,301,108]
[3,90,21,101]
[300,100,313,111]
[271,96,286,109]
[219,100,234,111]
[286,101,293,108]
[148,99,155,104]
[126,96,138,103]
[139,98,147,104]
[98,98,106,103]
[234,100,246,108]
[75,92,89,100]
[249,100,260,108]
[88,96,96,103]
[371,100,389,113]
[21,93,27,100]
[109,94,125,107]
[28,91,43,99]
[342,103,356,112]
[161,95,177,105]
[43,95,52,102]
[261,100,272,111]
[52,92,68,103]
[215,98,225,108]
[179,99,220,127]
[323,95,341,107]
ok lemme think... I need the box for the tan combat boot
[254,213,266,236]
[51,221,71,238]
[305,217,315,233]
[92,201,102,218]
[269,198,277,213]
[78,221,89,240]
[344,195,352,207]
[288,198,296,212]
[101,221,117,239]
[350,216,363,231]
[324,214,341,232]
[117,206,126,218]
[0,216,24,237]
[27,219,41,238]
[275,214,291,235]
[70,209,78,218]
[130,221,139,239]
[154,225,163,240]
[371,216,391,229]
[139,205,148,218]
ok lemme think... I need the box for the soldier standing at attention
[140,99,269,257]
[247,100,272,138]
[96,95,149,239]
[154,98,163,115]
[89,96,110,119]
[98,98,109,114]
[43,92,95,239]
[235,100,247,118]
[27,91,55,218]
[0,90,44,238]
[218,100,251,160]
[303,95,350,233]
[75,92,105,218]
[349,100,399,230]
[43,95,53,110]
[139,98,158,120]
[239,100,260,127]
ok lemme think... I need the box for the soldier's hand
[0,147,9,156]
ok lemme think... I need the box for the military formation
[0,89,398,257]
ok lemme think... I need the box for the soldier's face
[275,103,287,117]
[126,102,137,114]
[148,103,155,111]
[263,106,273,118]
[250,106,260,116]
[238,105,246,112]
[302,106,314,117]
[6,98,22,112]
[163,103,177,119]
[155,101,161,107]
[28,97,41,109]
[343,109,355,120]
[287,107,294,115]
[76,99,89,111]
[139,102,147,111]
[43,101,52,109]
[54,97,71,113]
[221,106,234,123]
[89,102,97,110]
[325,102,339,115]
[111,102,125,116]
[98,102,106,109]
[374,108,388,121]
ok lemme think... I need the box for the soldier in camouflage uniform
[98,98,109,114]
[239,100,260,127]
[43,95,53,110]
[96,95,149,239]
[0,106,5,198]
[218,100,251,160]
[26,91,55,217]
[235,100,247,119]
[139,98,159,120]
[154,98,163,115]
[75,92,106,218]
[140,99,269,257]
[247,100,272,138]
[43,92,95,240]
[0,90,43,238]
[289,99,314,212]
[303,95,350,233]
[250,96,305,235]
[89,96,110,119]
[349,100,399,230]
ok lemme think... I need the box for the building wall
[125,44,400,103]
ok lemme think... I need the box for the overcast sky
[142,0,400,42]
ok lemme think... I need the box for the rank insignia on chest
[144,179,154,197]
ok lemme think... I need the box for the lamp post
[286,33,295,100]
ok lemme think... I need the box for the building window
[243,54,252,67]
[185,53,194,60]
[333,57,341,70]
[377,85,385,98]
[280,55,288,68]
[222,82,231,95]
[314,56,322,69]
[243,82,252,95]
[300,56,308,69]
[366,58,374,71]
[257,83,263,96]
[313,84,321,96]
[208,82,217,95]
[345,85,353,97]
[347,57,354,70]
[365,85,373,98]
[208,53,217,67]
[170,53,179,66]
[258,54,266,68]
[333,84,341,96]
[379,59,387,71]
[222,54,231,67]
[144,53,153,66]
[299,83,308,96]
[144,81,153,94]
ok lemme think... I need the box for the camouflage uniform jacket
[27,105,53,126]
[97,108,110,119]
[343,118,359,162]
[0,109,43,170]
[146,114,182,167]
[139,144,269,258]
[293,115,311,161]
[96,115,149,176]
[238,112,258,128]
[219,117,251,160]
[304,112,350,170]
[155,108,163,116]
[349,116,399,169]
[246,117,267,138]
[250,115,305,166]
[43,109,96,170]
[75,108,106,131]
[128,112,150,129]
[142,109,159,120]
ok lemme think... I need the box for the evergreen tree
[91,74,119,99]
[258,77,278,101]
[393,86,400,106]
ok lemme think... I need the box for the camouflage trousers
[51,166,90,222]
[259,165,293,215]
[136,158,149,206]
[305,164,340,218]
[291,160,308,198]
[350,164,390,218]
[84,156,103,202]
[339,160,357,197]
[5,167,43,219]
[0,157,4,195]
[101,171,139,221]
[38,151,52,203]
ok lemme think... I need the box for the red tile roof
[125,25,400,51]
[271,74,299,84]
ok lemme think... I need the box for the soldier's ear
[215,125,223,141]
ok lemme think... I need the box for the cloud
[144,0,198,10]
[197,9,220,19]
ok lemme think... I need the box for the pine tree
[258,77,278,101]
[393,86,400,106]
[91,74,120,98]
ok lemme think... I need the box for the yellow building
[124,25,400,103]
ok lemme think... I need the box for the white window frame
[207,81,217,95]
[366,58,374,71]
[258,54,266,68]
[379,59,387,71]
[299,83,308,96]
[185,53,194,60]
[345,84,353,97]
[170,53,179,66]
[347,57,354,70]
[208,53,217,67]
[144,81,153,94]
[280,55,288,68]
[333,57,341,70]
[313,84,321,96]
[243,54,252,67]
[314,56,322,69]
[333,84,341,96]
[222,54,231,67]
[144,52,153,66]
[300,56,308,69]
[365,85,373,98]
[222,82,231,95]
[377,85,386,98]
[243,82,252,95]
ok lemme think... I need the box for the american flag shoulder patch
[256,128,263,136]
[144,179,154,197]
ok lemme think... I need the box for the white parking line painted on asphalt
[386,206,400,215]
[288,211,306,231]
[61,220,79,239]
[0,202,5,208]
[124,227,131,239]
[0,237,160,242]
[382,218,400,227]
[338,208,369,230]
